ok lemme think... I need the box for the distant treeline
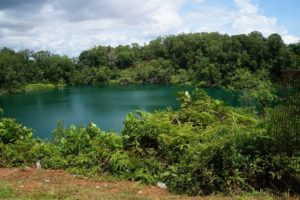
[1,31,300,93]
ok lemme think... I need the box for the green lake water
[0,85,239,139]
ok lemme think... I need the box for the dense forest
[1,31,300,92]
[0,31,300,197]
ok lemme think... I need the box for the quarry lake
[0,85,239,139]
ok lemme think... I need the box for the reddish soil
[0,167,174,199]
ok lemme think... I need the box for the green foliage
[24,83,57,92]
[70,66,112,85]
[115,59,176,84]
[0,118,33,144]
[0,183,15,199]
[115,45,136,68]
[170,69,193,85]
[265,92,300,156]
[134,59,175,84]
[227,68,277,110]
[0,118,41,167]
[79,46,112,67]
[122,90,264,195]
[1,31,299,94]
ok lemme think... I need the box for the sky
[0,0,299,56]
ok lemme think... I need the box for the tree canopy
[1,31,299,94]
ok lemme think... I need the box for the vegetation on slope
[1,32,300,94]
[0,90,299,197]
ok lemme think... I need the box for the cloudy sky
[0,0,299,56]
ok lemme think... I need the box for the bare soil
[0,168,273,200]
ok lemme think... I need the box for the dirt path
[0,168,272,200]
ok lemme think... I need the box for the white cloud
[232,13,285,35]
[0,0,195,56]
[232,0,298,42]
[282,35,299,44]
[184,0,299,44]
[0,0,298,56]
[234,0,258,14]
[142,0,186,37]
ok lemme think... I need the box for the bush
[0,118,41,166]
[0,118,33,144]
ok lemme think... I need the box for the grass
[24,83,57,92]
[0,182,15,199]
[0,82,68,95]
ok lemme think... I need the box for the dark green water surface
[0,85,238,139]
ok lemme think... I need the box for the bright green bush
[0,118,33,144]
[24,83,56,92]
[121,90,262,195]
[0,118,41,166]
